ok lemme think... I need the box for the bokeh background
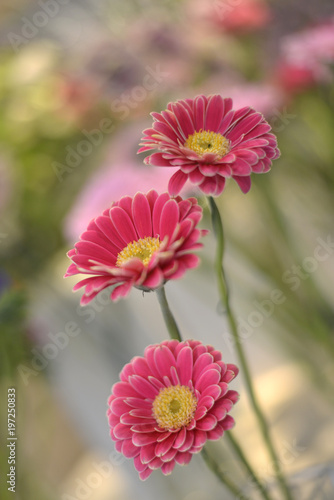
[1,0,334,499]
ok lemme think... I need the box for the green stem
[156,287,251,499]
[226,432,272,500]
[201,446,251,499]
[208,196,294,500]
[156,286,182,341]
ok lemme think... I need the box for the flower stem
[208,196,294,500]
[156,287,259,499]
[201,446,251,499]
[226,431,273,500]
[156,286,182,341]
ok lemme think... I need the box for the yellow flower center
[184,130,230,158]
[116,237,161,267]
[152,385,198,430]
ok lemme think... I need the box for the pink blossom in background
[274,61,318,94]
[210,0,271,32]
[139,94,280,197]
[63,160,179,242]
[63,122,185,242]
[107,339,239,480]
[65,191,207,303]
[281,18,334,66]
[277,18,334,91]
[219,83,284,117]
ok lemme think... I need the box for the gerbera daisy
[65,190,207,303]
[138,94,280,196]
[107,339,239,480]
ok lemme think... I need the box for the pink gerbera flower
[65,190,207,304]
[107,339,239,480]
[138,94,280,196]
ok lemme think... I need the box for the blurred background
[1,0,334,499]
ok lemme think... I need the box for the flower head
[107,339,239,480]
[65,190,207,304]
[138,94,280,196]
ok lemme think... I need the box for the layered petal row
[139,94,280,196]
[107,339,239,479]
[65,190,207,304]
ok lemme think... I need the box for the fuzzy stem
[201,446,251,499]
[208,196,294,500]
[156,287,252,499]
[156,286,182,341]
[226,432,273,500]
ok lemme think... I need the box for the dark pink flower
[138,94,280,196]
[65,190,207,304]
[107,339,239,480]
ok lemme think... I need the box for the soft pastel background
[1,0,334,499]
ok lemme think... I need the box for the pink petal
[176,346,193,385]
[155,433,177,457]
[154,345,177,379]
[111,281,133,301]
[232,175,252,193]
[140,443,157,464]
[132,192,153,239]
[129,375,159,399]
[195,368,221,392]
[110,398,130,416]
[177,431,194,452]
[132,357,151,379]
[175,451,193,465]
[113,423,131,439]
[132,432,161,447]
[205,95,225,131]
[189,168,204,185]
[112,381,138,398]
[139,468,153,480]
[198,176,220,196]
[221,415,235,430]
[196,414,217,431]
[168,170,188,196]
[152,192,170,236]
[173,427,186,449]
[193,95,205,130]
[231,157,252,175]
[142,268,164,289]
[193,352,214,380]
[122,439,140,458]
[94,216,125,250]
[160,448,177,463]
[171,101,195,139]
[161,460,176,476]
[207,425,224,441]
[200,384,222,401]
[160,199,180,240]
[109,206,137,244]
[193,430,207,448]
